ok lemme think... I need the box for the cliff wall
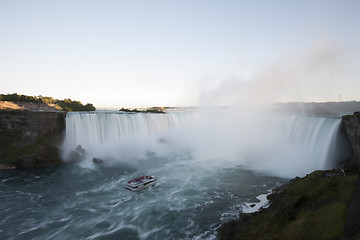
[0,111,66,168]
[218,114,360,239]
[342,112,360,168]
[218,169,360,240]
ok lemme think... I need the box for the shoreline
[218,168,360,240]
[241,191,272,214]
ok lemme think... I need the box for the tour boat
[124,176,157,191]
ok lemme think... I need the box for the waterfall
[63,111,186,150]
[61,110,351,178]
[275,115,351,170]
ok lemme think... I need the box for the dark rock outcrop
[218,169,360,240]
[93,157,104,164]
[67,145,86,163]
[342,112,360,168]
[0,110,66,168]
[218,113,360,239]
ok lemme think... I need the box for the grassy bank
[0,93,96,111]
[219,169,360,240]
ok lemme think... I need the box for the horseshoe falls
[0,110,352,240]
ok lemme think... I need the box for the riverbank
[218,168,360,240]
[218,112,360,240]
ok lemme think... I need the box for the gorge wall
[1,110,360,170]
[342,112,360,168]
[0,111,66,169]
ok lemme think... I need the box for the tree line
[0,93,96,111]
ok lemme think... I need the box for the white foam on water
[242,192,272,214]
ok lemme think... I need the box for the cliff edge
[342,112,360,168]
[218,113,360,240]
[0,110,66,169]
[218,169,360,240]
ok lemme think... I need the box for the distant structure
[339,94,342,102]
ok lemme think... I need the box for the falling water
[63,111,186,149]
[0,110,351,240]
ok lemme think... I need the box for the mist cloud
[195,40,359,107]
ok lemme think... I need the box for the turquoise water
[0,111,350,239]
[0,160,285,239]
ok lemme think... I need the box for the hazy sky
[1,0,360,108]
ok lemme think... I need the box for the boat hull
[124,176,157,191]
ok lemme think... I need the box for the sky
[1,0,360,108]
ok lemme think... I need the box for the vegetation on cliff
[219,112,360,240]
[119,107,166,114]
[342,112,360,122]
[0,93,96,111]
[219,169,360,240]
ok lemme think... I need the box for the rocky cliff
[218,169,360,240]
[342,112,360,168]
[0,110,66,168]
[218,113,360,239]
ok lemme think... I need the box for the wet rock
[0,164,16,170]
[17,157,36,168]
[93,157,104,164]
[68,145,86,162]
